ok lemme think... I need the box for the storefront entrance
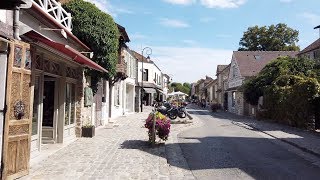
[31,75,59,156]
[42,77,57,143]
[126,84,135,113]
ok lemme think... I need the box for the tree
[239,23,299,51]
[243,56,320,128]
[63,0,119,93]
[243,56,316,105]
[170,82,191,95]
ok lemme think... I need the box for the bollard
[186,111,193,120]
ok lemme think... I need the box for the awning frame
[25,31,108,72]
[143,88,157,94]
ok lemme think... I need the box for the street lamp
[141,47,152,112]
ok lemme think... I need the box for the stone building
[132,51,166,107]
[227,51,298,116]
[298,35,320,59]
[215,65,230,110]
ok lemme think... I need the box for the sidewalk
[21,106,202,180]
[211,109,320,158]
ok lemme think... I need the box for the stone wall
[0,10,13,38]
[228,91,244,115]
[75,68,84,137]
[135,87,141,112]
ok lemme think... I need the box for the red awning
[25,31,108,73]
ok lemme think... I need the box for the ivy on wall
[243,56,320,128]
[63,0,119,93]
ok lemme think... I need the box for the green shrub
[243,56,320,129]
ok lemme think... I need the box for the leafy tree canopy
[243,56,320,128]
[243,56,318,105]
[239,23,300,51]
[64,0,119,92]
[170,82,191,95]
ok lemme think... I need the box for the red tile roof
[298,38,320,55]
[233,51,298,77]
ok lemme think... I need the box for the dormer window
[232,65,236,78]
[254,55,261,60]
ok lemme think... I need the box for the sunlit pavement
[21,106,200,180]
[179,105,320,180]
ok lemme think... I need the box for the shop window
[114,83,120,106]
[65,83,76,125]
[143,69,148,81]
[14,46,22,67]
[25,49,31,69]
[32,76,40,135]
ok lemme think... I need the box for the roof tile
[233,51,298,77]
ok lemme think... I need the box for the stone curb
[164,110,204,179]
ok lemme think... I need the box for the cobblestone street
[22,107,201,180]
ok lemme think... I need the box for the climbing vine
[63,0,119,93]
[243,56,320,128]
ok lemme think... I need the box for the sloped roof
[204,76,213,84]
[117,24,130,43]
[216,65,229,75]
[233,51,298,77]
[298,38,320,55]
[204,79,217,88]
[132,50,153,63]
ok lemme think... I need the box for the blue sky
[87,0,320,83]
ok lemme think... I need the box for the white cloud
[182,40,198,46]
[163,0,196,5]
[163,0,246,8]
[149,46,232,82]
[130,33,148,40]
[85,0,133,17]
[299,12,320,26]
[200,17,216,23]
[160,18,190,28]
[200,0,246,8]
[85,0,111,13]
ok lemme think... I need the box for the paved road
[179,106,320,180]
[22,107,196,180]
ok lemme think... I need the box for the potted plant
[82,123,95,138]
[145,112,171,143]
[211,103,221,112]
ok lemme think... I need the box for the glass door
[64,83,76,139]
[31,75,42,154]
[42,77,57,144]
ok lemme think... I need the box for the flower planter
[82,126,95,138]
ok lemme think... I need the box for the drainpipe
[13,6,21,40]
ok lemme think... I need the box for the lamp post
[141,47,152,112]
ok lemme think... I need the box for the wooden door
[2,40,33,179]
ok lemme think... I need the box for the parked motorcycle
[157,102,186,120]
[178,105,186,118]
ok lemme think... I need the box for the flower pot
[82,126,95,138]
